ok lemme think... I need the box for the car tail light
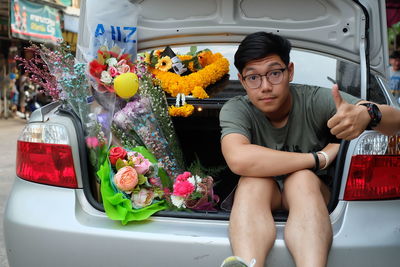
[344,132,400,200]
[16,123,78,188]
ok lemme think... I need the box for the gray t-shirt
[220,84,360,153]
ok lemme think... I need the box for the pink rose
[173,180,195,197]
[132,188,154,208]
[128,152,152,175]
[149,177,161,187]
[109,147,127,165]
[117,64,131,74]
[114,166,138,193]
[108,66,119,77]
[175,172,192,182]
[86,136,99,148]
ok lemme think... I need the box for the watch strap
[359,103,382,129]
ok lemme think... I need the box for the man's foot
[220,256,256,267]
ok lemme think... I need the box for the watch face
[362,103,382,128]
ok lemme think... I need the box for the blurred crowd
[389,50,400,105]
[0,69,51,119]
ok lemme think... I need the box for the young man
[219,32,400,267]
[389,50,400,104]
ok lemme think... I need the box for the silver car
[4,0,400,266]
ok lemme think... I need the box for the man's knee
[282,170,326,208]
[234,176,281,210]
[284,170,321,192]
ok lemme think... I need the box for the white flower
[131,188,154,209]
[188,175,203,192]
[106,57,118,67]
[171,195,185,208]
[100,71,113,84]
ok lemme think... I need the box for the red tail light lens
[16,140,78,188]
[344,155,400,200]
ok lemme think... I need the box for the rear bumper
[4,178,400,267]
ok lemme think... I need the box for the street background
[0,117,27,267]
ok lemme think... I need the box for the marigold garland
[168,104,195,117]
[192,86,209,99]
[150,52,229,98]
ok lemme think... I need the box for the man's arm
[371,104,400,136]
[327,85,400,140]
[221,133,338,177]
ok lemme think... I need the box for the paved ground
[0,117,27,267]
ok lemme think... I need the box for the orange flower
[154,49,164,57]
[168,104,195,117]
[198,51,213,67]
[178,55,193,61]
[192,86,209,99]
[114,166,138,193]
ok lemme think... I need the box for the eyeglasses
[242,68,287,89]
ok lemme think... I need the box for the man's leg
[282,170,332,267]
[229,176,282,267]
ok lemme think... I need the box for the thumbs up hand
[327,84,371,140]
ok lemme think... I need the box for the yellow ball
[114,72,139,99]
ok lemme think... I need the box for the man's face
[238,54,294,116]
[392,57,400,71]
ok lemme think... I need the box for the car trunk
[78,79,347,220]
[75,0,391,220]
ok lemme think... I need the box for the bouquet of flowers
[169,171,219,211]
[113,96,180,177]
[97,145,168,224]
[112,95,183,179]
[108,146,165,208]
[89,45,136,93]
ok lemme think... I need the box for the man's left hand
[327,84,370,140]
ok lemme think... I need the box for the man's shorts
[220,173,332,212]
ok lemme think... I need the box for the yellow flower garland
[150,52,229,99]
[168,103,195,117]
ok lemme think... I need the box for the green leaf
[138,174,147,185]
[115,158,126,171]
[89,149,97,167]
[159,167,172,189]
[189,191,203,200]
[98,145,109,166]
[189,46,197,55]
[151,55,159,66]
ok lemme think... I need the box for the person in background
[389,50,400,104]
[17,72,29,114]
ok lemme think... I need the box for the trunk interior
[84,80,347,220]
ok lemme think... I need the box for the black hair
[234,32,292,74]
[390,50,400,59]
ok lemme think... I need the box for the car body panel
[5,178,400,267]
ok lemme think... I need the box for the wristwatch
[359,103,382,129]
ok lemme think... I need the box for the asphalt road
[0,117,27,267]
